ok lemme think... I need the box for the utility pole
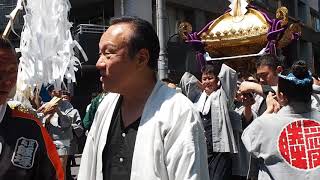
[156,0,168,79]
[276,0,281,8]
[120,0,125,16]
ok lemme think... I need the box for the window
[299,40,311,62]
[266,0,277,9]
[311,14,320,32]
[313,44,320,75]
[298,1,307,23]
[309,0,319,12]
[281,0,296,17]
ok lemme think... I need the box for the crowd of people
[0,16,320,180]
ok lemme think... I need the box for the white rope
[228,0,248,17]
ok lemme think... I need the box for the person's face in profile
[0,48,17,104]
[96,23,139,93]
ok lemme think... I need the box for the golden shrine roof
[200,7,270,56]
[181,0,301,58]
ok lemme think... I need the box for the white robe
[312,84,320,111]
[0,103,7,124]
[242,103,320,180]
[78,81,209,180]
[181,64,239,153]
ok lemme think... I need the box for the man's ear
[278,91,284,100]
[278,92,288,106]
[135,48,149,68]
[276,66,283,74]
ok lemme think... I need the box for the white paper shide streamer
[229,0,248,17]
[15,0,86,103]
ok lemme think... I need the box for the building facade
[1,0,319,115]
[255,0,320,74]
[1,0,319,73]
[0,0,24,45]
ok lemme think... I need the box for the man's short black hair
[46,84,54,93]
[312,73,320,79]
[61,90,71,96]
[201,63,221,77]
[110,16,160,71]
[161,78,175,84]
[256,54,281,71]
[278,60,312,103]
[0,36,17,62]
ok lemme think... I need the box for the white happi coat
[312,84,320,111]
[194,64,239,153]
[242,103,320,180]
[78,81,209,180]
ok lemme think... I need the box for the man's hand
[38,104,58,115]
[37,97,61,115]
[43,104,58,115]
[37,104,58,126]
[239,81,263,95]
[197,80,204,91]
[240,93,255,107]
[264,92,280,114]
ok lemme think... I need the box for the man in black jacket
[0,37,64,180]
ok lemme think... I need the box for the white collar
[0,103,7,124]
[313,84,320,94]
[278,102,312,115]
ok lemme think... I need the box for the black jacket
[0,105,64,180]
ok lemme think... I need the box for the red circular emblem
[278,119,320,170]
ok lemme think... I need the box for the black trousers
[208,152,233,180]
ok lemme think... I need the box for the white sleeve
[179,72,202,103]
[241,119,263,158]
[218,64,237,105]
[77,103,102,180]
[165,108,210,180]
[77,130,95,180]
